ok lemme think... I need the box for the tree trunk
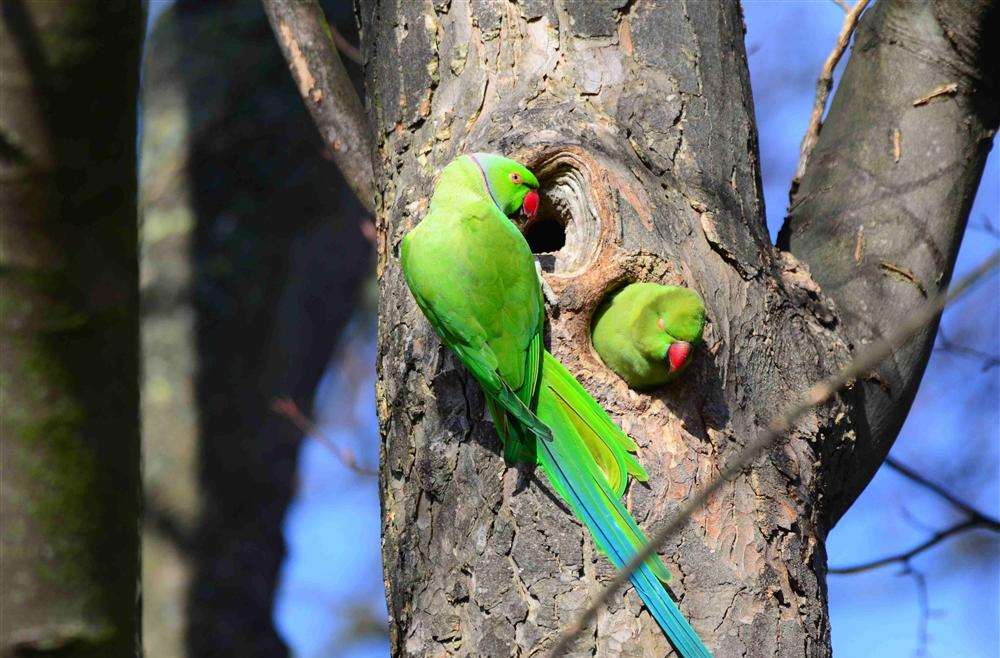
[780,0,999,526]
[361,0,997,655]
[140,3,372,656]
[363,1,851,655]
[0,1,143,656]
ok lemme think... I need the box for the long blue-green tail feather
[535,366,713,658]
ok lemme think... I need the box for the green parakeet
[401,153,712,658]
[592,283,706,388]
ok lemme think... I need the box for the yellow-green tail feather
[540,352,670,584]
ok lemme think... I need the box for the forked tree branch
[780,0,1000,526]
[827,456,1000,574]
[549,251,998,656]
[262,0,374,212]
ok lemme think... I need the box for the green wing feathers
[541,352,649,493]
[401,200,549,444]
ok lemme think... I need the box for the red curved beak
[522,189,540,219]
[667,341,692,372]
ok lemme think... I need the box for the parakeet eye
[509,171,523,184]
[657,317,667,332]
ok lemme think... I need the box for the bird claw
[535,260,558,308]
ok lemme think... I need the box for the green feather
[541,352,648,492]
[539,354,671,583]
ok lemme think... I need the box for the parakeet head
[469,153,541,219]
[654,286,705,377]
[591,283,706,388]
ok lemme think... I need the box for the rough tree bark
[0,1,143,656]
[356,1,996,656]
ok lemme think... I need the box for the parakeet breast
[401,198,541,389]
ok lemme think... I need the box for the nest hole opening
[520,162,599,274]
[523,215,566,254]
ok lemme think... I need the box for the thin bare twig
[272,397,378,477]
[969,215,998,238]
[547,250,999,656]
[261,0,375,212]
[360,219,377,245]
[902,563,931,657]
[831,0,852,11]
[790,0,870,201]
[887,457,997,520]
[828,518,993,574]
[935,326,1000,370]
[330,24,362,64]
[826,457,1000,575]
[830,456,1000,650]
[912,81,958,107]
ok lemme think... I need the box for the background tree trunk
[363,1,853,655]
[140,2,370,656]
[0,1,143,655]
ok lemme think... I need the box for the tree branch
[329,24,361,64]
[902,563,931,656]
[790,0,870,199]
[828,518,995,574]
[779,0,1000,527]
[826,455,1000,574]
[272,397,378,477]
[934,326,1000,370]
[830,453,1000,575]
[548,251,998,656]
[885,457,997,519]
[969,215,999,238]
[262,0,374,212]
[825,451,1000,655]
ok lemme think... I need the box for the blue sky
[274,3,999,657]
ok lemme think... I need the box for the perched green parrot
[401,153,712,658]
[592,283,706,388]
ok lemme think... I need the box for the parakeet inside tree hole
[400,153,713,658]
[592,282,706,388]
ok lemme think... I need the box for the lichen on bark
[0,2,144,655]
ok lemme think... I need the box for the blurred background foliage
[138,1,996,657]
